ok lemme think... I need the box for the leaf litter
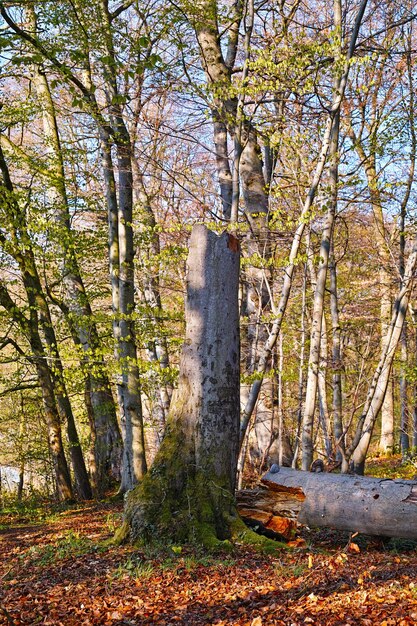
[1,501,417,625]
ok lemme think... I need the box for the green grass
[109,556,155,581]
[0,495,91,530]
[273,559,308,579]
[19,529,99,566]
[366,454,417,480]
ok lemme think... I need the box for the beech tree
[26,6,122,492]
[0,145,75,501]
[0,0,156,490]
[118,226,244,544]
[1,0,417,508]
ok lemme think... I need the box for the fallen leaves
[1,503,417,625]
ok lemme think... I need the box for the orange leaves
[2,502,417,625]
[348,541,360,553]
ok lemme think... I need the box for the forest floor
[1,459,417,625]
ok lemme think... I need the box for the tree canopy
[0,0,417,513]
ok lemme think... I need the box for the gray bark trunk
[212,116,233,219]
[123,225,240,544]
[98,0,147,491]
[258,467,417,539]
[301,13,342,470]
[117,136,147,491]
[349,237,417,472]
[132,164,173,448]
[348,131,394,453]
[192,1,272,460]
[329,243,344,460]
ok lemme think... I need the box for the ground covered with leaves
[1,495,417,625]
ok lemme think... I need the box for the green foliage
[366,455,417,481]
[19,529,97,566]
[105,511,123,535]
[109,555,155,581]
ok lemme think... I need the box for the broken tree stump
[236,467,417,539]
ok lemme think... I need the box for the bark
[239,0,369,446]
[240,467,417,540]
[318,321,332,459]
[412,307,417,449]
[1,145,91,498]
[400,323,409,456]
[34,355,74,502]
[0,283,73,502]
[17,468,24,503]
[301,1,342,470]
[292,261,308,467]
[348,133,394,453]
[120,226,241,545]
[212,116,233,219]
[399,45,415,457]
[303,231,333,468]
[0,147,73,502]
[117,133,147,491]
[15,241,90,500]
[17,408,25,502]
[329,242,344,461]
[3,1,145,493]
[98,0,147,491]
[191,0,272,453]
[348,237,417,473]
[132,162,173,448]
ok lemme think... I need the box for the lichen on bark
[114,226,286,551]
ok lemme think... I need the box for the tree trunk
[27,4,122,494]
[0,147,74,503]
[329,242,344,461]
[117,136,147,491]
[412,308,417,449]
[13,220,92,500]
[301,8,342,470]
[239,0,369,446]
[120,225,241,545]
[132,164,173,451]
[238,467,417,540]
[98,0,147,491]
[347,237,417,473]
[348,134,394,453]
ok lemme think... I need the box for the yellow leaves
[335,552,348,564]
[357,569,371,585]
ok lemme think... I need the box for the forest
[4,0,417,626]
[2,0,417,622]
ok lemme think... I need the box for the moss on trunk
[115,420,236,546]
[114,226,284,552]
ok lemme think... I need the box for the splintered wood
[237,484,305,539]
[237,467,417,540]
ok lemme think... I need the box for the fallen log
[236,467,417,539]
